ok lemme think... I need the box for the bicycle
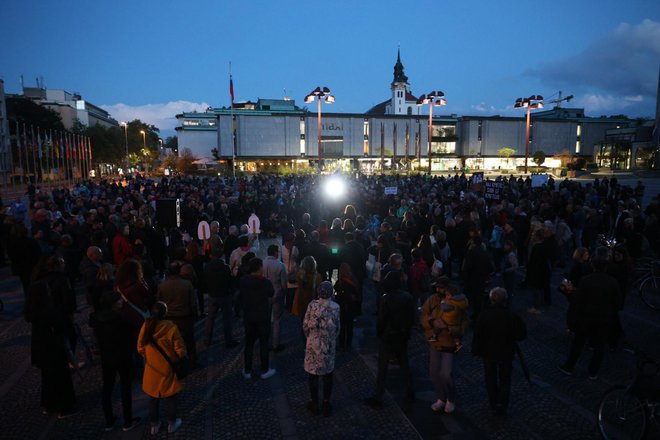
[597,351,660,439]
[637,260,660,310]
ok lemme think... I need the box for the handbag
[118,288,150,321]
[151,339,189,380]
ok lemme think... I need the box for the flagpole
[16,121,23,186]
[23,123,30,185]
[30,125,37,184]
[229,62,236,179]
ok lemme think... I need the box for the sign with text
[471,172,484,185]
[197,220,211,240]
[484,181,504,200]
[247,213,261,234]
[384,186,398,195]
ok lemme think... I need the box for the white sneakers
[260,368,276,379]
[149,421,161,435]
[168,418,182,433]
[431,399,445,411]
[242,370,252,380]
[431,399,455,413]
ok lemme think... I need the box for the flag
[229,74,235,106]
[37,130,42,158]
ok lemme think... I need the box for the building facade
[22,86,118,130]
[0,79,12,186]
[175,51,651,173]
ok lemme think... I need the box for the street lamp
[514,95,544,174]
[416,91,447,174]
[120,122,129,173]
[304,87,335,172]
[140,130,146,150]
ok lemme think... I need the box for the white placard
[197,220,211,240]
[384,186,398,195]
[531,174,549,188]
[247,213,261,234]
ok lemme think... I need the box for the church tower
[389,48,416,115]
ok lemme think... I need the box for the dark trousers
[375,340,413,399]
[149,395,177,423]
[338,306,354,350]
[483,359,513,411]
[101,357,134,424]
[40,349,76,412]
[309,372,333,403]
[565,322,608,376]
[170,316,197,368]
[244,320,270,374]
[204,295,233,344]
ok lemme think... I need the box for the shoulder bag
[150,338,189,380]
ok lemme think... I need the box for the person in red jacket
[112,224,133,267]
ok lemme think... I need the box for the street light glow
[324,175,346,199]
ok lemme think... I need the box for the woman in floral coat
[303,281,340,417]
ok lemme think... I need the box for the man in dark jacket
[301,231,330,280]
[472,287,527,416]
[559,258,622,379]
[339,232,367,285]
[365,271,415,409]
[240,257,276,379]
[462,236,494,320]
[203,245,237,348]
[90,291,141,431]
[80,246,103,310]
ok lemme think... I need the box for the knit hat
[317,281,334,299]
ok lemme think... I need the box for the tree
[6,97,65,130]
[532,150,546,167]
[497,147,516,169]
[164,136,178,153]
[176,148,198,174]
[211,148,221,161]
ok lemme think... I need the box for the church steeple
[392,47,409,86]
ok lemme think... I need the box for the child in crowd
[427,284,469,352]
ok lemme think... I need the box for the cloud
[469,101,513,115]
[527,19,660,116]
[101,100,212,133]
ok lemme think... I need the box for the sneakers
[431,399,445,412]
[104,416,117,432]
[168,418,182,434]
[242,370,252,380]
[149,421,161,435]
[122,417,141,432]
[558,365,574,376]
[527,307,541,315]
[427,335,438,342]
[444,401,455,413]
[260,368,276,379]
[588,373,598,380]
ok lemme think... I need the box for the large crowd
[1,171,658,433]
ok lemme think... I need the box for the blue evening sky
[1,0,659,136]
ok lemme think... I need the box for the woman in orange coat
[137,301,186,435]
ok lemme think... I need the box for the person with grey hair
[303,281,340,416]
[472,287,526,417]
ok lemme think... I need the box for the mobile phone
[331,248,338,255]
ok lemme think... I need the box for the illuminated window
[575,140,581,154]
[300,138,305,155]
[363,119,369,136]
[576,124,582,137]
[300,118,305,135]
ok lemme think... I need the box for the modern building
[175,50,649,173]
[21,86,118,130]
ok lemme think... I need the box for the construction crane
[546,91,574,108]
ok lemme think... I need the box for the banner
[484,181,504,200]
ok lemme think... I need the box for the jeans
[564,321,608,376]
[244,320,270,374]
[149,395,177,424]
[101,357,134,425]
[309,372,333,403]
[204,295,233,344]
[429,349,455,402]
[375,340,413,399]
[483,359,512,411]
[271,297,284,349]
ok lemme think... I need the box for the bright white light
[324,176,346,199]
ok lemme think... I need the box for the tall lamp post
[416,91,447,174]
[514,95,544,174]
[304,87,335,172]
[120,122,129,173]
[140,130,147,172]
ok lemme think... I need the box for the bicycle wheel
[639,276,660,310]
[598,386,647,440]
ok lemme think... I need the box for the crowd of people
[1,170,658,432]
